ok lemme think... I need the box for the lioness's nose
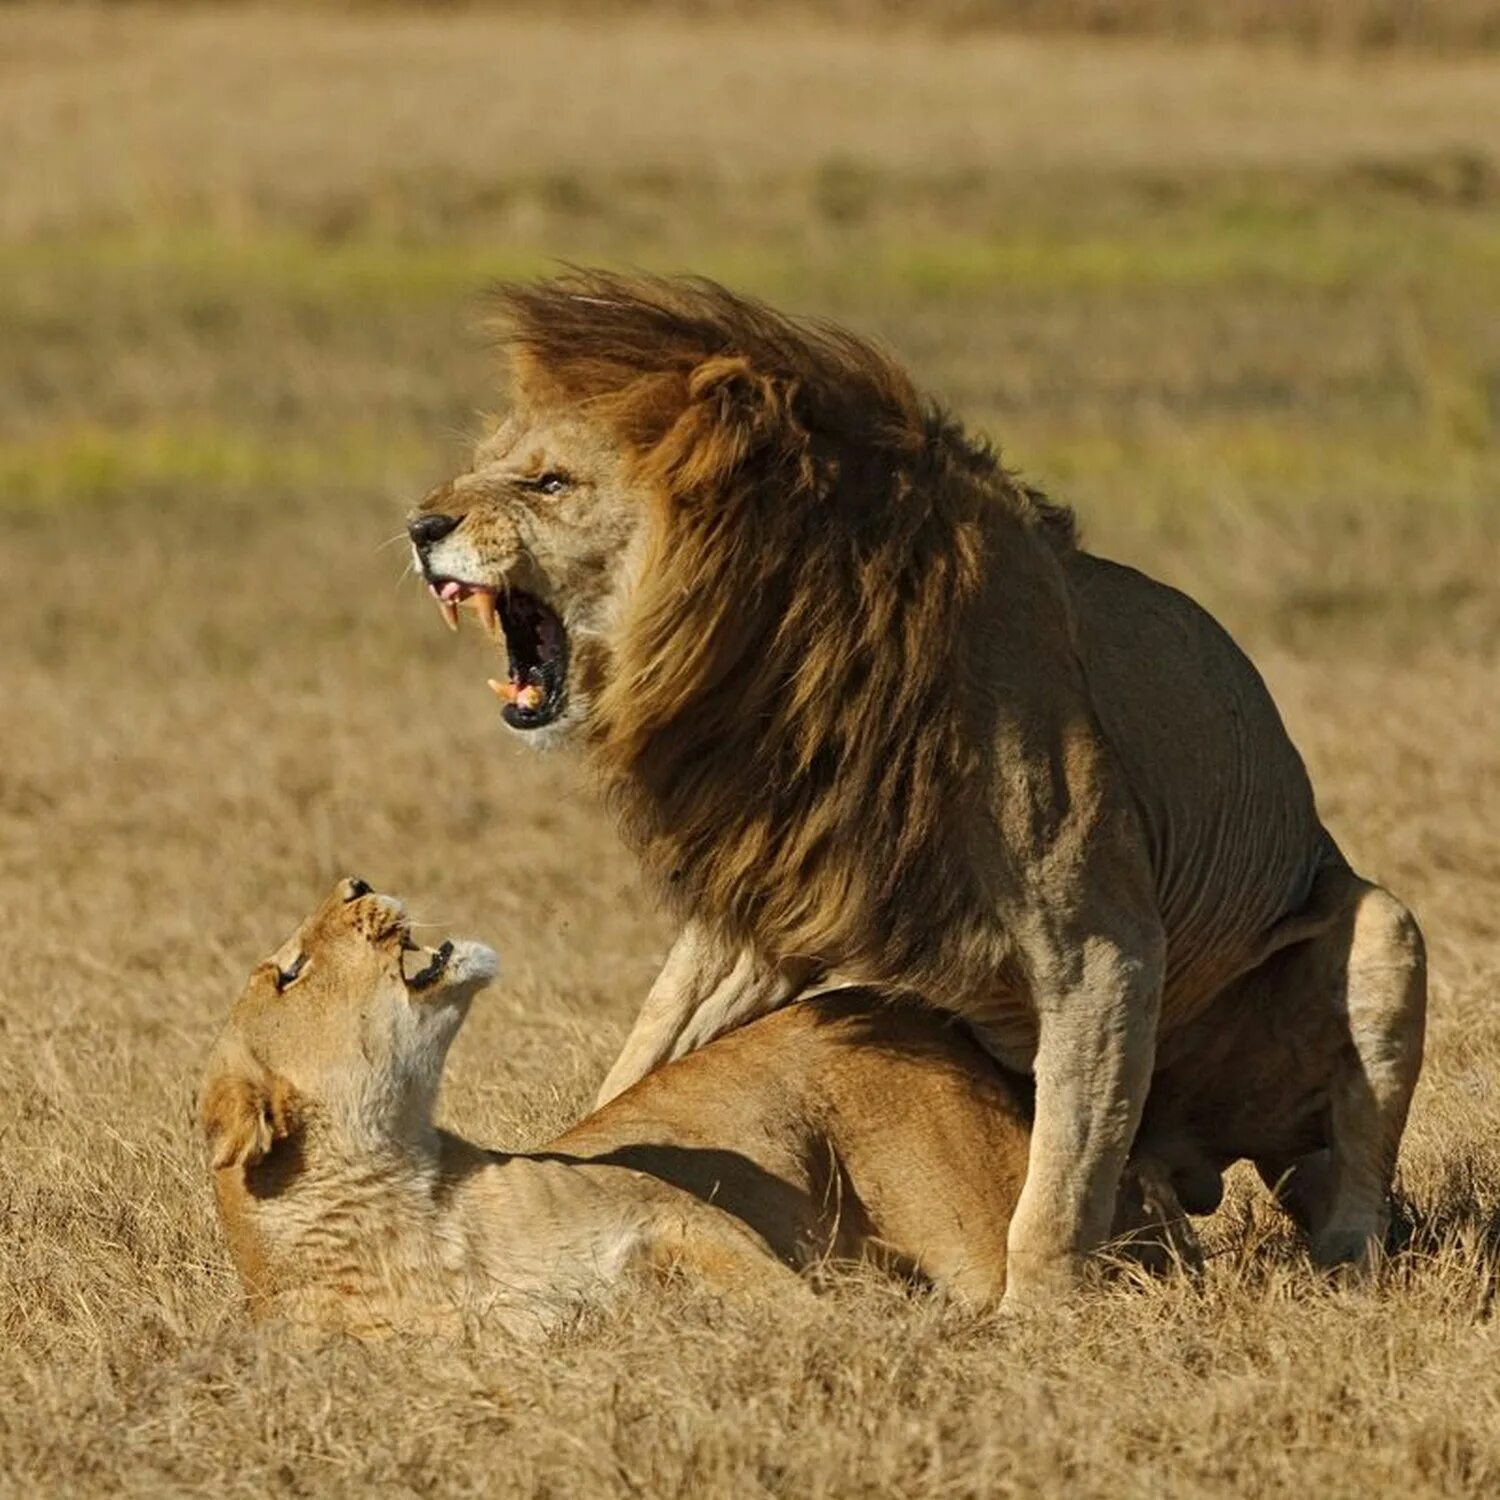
[408,512,460,549]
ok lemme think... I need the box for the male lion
[406,272,1426,1303]
[199,879,1191,1335]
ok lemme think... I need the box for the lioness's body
[408,273,1426,1299]
[201,883,1183,1335]
[222,1001,1040,1335]
[553,992,1036,1304]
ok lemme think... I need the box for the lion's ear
[199,1056,301,1171]
[653,355,803,493]
[687,354,783,416]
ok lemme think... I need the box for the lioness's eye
[532,471,570,495]
[275,953,307,992]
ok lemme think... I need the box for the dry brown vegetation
[175,0,1500,53]
[3,5,1500,1496]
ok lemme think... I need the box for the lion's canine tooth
[438,599,460,632]
[473,591,499,639]
[487,677,513,702]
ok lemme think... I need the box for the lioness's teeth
[438,599,460,632]
[473,591,499,639]
[487,676,515,702]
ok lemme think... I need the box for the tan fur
[409,272,1426,1300]
[200,883,1193,1336]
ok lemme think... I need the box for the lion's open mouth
[426,578,569,731]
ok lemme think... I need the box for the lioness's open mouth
[401,938,454,992]
[426,578,569,731]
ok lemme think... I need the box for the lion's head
[406,272,955,748]
[408,273,1075,979]
[199,879,498,1171]
[408,407,641,746]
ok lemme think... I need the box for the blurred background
[8,2,1496,936]
[3,6,1500,1490]
[8,4,1499,629]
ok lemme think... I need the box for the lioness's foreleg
[1004,927,1164,1306]
[596,921,816,1106]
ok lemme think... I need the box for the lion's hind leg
[1257,873,1427,1267]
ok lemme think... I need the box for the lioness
[407,272,1426,1303]
[199,880,1191,1335]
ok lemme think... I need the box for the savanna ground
[3,4,1500,1495]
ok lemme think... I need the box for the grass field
[3,5,1500,1495]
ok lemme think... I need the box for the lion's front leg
[596,921,815,1106]
[1003,927,1164,1306]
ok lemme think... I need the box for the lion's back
[1066,551,1333,1020]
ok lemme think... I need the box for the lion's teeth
[473,591,499,639]
[487,676,514,702]
[517,683,546,711]
[438,599,460,632]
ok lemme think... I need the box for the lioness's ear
[199,1058,301,1171]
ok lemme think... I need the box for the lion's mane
[493,272,1077,987]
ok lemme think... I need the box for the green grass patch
[6,189,1498,307]
[0,421,432,510]
[1019,414,1500,516]
[0,232,556,307]
[7,410,1495,520]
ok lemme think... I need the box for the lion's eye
[531,471,570,495]
[275,953,307,992]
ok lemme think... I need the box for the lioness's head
[199,879,498,1171]
[406,271,935,751]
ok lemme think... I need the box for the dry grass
[7,7,1500,240]
[157,0,1500,52]
[4,6,1500,1496]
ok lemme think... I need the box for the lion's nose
[408,512,460,549]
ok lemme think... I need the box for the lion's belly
[1067,551,1330,1031]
